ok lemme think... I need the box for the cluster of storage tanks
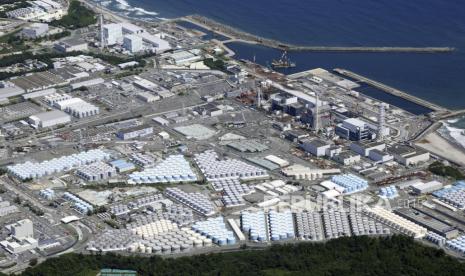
[241,211,268,242]
[128,155,197,184]
[433,181,465,209]
[348,212,389,236]
[194,150,267,181]
[295,211,324,241]
[322,211,352,239]
[379,185,398,199]
[127,227,213,254]
[8,149,111,180]
[211,179,252,207]
[426,232,446,246]
[87,229,138,252]
[268,210,295,241]
[39,188,55,200]
[331,174,368,194]
[165,187,215,216]
[63,192,93,214]
[446,235,465,255]
[192,217,236,246]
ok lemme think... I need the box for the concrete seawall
[184,15,455,54]
[333,68,446,112]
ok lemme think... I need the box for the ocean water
[92,0,465,110]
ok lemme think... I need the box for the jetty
[183,15,455,54]
[333,68,446,112]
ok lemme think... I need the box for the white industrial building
[20,23,49,39]
[368,149,394,163]
[410,180,443,195]
[102,23,170,53]
[117,125,153,140]
[54,97,99,118]
[282,164,340,180]
[333,152,361,166]
[103,23,123,45]
[76,162,116,182]
[1,219,38,254]
[28,110,71,129]
[123,34,143,53]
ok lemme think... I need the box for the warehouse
[117,125,153,140]
[410,180,443,195]
[54,38,88,53]
[54,98,99,118]
[28,110,71,128]
[388,145,430,166]
[394,208,458,239]
[300,139,331,157]
[350,141,386,157]
[137,92,160,103]
[20,23,48,39]
[368,149,394,163]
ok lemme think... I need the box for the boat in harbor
[271,50,296,68]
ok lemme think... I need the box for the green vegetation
[429,161,464,180]
[20,235,465,276]
[204,58,225,70]
[51,1,97,29]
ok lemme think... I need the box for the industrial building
[388,145,430,166]
[282,164,340,180]
[54,38,88,53]
[28,110,71,129]
[54,97,99,118]
[368,149,394,163]
[350,141,386,157]
[117,125,153,140]
[123,34,143,53]
[410,180,443,195]
[394,208,458,239]
[20,23,49,39]
[336,118,377,141]
[333,151,361,166]
[102,23,170,53]
[0,219,38,254]
[137,92,160,103]
[300,139,331,157]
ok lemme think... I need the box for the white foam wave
[443,122,465,149]
[133,7,158,16]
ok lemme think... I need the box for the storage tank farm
[191,216,236,246]
[7,149,111,180]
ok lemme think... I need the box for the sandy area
[416,132,465,166]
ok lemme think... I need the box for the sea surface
[92,0,465,113]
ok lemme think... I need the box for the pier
[333,68,446,112]
[184,15,455,54]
